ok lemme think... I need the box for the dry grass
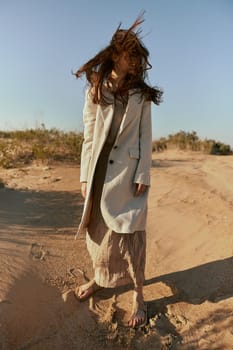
[0,127,83,168]
[152,130,232,155]
[0,128,232,169]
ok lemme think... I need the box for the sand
[0,149,232,349]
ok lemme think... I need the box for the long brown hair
[74,14,163,105]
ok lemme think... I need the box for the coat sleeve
[80,88,97,183]
[134,100,152,186]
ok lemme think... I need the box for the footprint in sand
[30,242,48,260]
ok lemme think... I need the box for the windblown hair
[74,14,163,105]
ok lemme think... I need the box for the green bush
[210,142,232,155]
[152,130,233,155]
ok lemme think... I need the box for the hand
[134,183,149,197]
[81,182,87,198]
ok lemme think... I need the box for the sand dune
[0,150,232,349]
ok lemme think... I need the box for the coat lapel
[117,90,141,136]
[99,103,114,136]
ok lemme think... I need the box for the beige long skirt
[87,141,146,289]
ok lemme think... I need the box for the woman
[74,15,162,328]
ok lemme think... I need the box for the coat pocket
[129,147,140,159]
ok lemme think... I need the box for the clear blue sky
[0,0,233,146]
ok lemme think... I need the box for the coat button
[109,160,114,164]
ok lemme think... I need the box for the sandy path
[0,151,233,349]
[145,150,233,349]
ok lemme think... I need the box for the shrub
[210,142,232,155]
[0,126,84,168]
[152,138,167,152]
[152,130,232,155]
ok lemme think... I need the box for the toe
[75,286,91,300]
[128,317,133,327]
[79,290,87,298]
[128,314,137,328]
[129,311,146,328]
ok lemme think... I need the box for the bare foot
[128,289,147,328]
[74,280,102,302]
[128,308,147,328]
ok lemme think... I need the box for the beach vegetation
[152,130,232,155]
[0,127,232,169]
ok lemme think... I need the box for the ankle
[133,286,144,302]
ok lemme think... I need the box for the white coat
[76,87,152,235]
